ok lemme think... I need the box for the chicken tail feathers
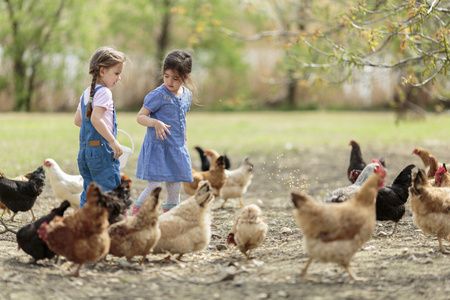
[226,233,236,245]
[291,191,312,208]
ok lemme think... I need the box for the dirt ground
[0,144,449,300]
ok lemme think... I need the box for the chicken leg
[301,257,315,281]
[343,264,367,282]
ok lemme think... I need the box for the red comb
[436,166,446,175]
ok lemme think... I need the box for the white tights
[134,181,181,207]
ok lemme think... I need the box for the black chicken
[194,146,210,171]
[376,164,415,236]
[0,200,71,262]
[105,179,132,225]
[0,166,46,221]
[347,140,386,183]
[347,140,366,183]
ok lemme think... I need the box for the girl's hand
[155,120,171,140]
[111,139,123,159]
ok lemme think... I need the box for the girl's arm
[74,110,82,127]
[91,106,123,159]
[136,107,171,140]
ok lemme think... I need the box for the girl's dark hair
[85,46,126,118]
[162,50,197,102]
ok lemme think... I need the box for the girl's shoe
[131,205,141,216]
[161,202,178,213]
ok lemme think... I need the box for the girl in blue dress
[133,50,195,215]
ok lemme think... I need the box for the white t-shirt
[77,85,115,134]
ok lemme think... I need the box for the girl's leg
[162,181,181,212]
[132,181,162,215]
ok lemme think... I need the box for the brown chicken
[153,181,214,260]
[434,165,450,187]
[227,204,267,258]
[183,156,227,198]
[37,182,110,276]
[409,168,450,253]
[291,168,385,281]
[108,186,161,264]
[427,155,439,179]
[412,147,431,170]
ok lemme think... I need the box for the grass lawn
[0,111,448,176]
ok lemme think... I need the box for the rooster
[409,169,450,253]
[37,182,110,276]
[220,157,254,208]
[194,146,210,171]
[183,156,227,198]
[324,160,382,203]
[203,148,231,170]
[0,166,46,221]
[292,167,386,281]
[227,204,267,258]
[43,158,83,210]
[375,164,415,236]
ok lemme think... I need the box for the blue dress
[136,84,193,182]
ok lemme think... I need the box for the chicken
[0,200,71,262]
[291,167,386,281]
[427,154,440,180]
[376,164,415,236]
[220,157,254,208]
[0,171,33,217]
[412,147,431,170]
[434,165,450,187]
[183,156,227,198]
[409,168,450,253]
[194,146,210,171]
[226,204,267,258]
[43,158,83,210]
[204,148,231,170]
[0,166,46,221]
[153,180,214,260]
[108,186,161,264]
[324,161,382,203]
[104,179,132,225]
[347,140,366,183]
[37,182,110,276]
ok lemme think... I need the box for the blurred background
[0,0,448,116]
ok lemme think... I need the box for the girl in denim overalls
[74,47,126,208]
[133,50,196,215]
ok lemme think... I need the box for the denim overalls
[77,86,121,208]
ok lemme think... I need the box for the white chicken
[43,158,83,210]
[220,157,254,208]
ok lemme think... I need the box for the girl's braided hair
[85,46,126,118]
